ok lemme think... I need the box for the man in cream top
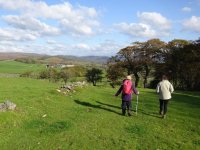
[156,75,174,119]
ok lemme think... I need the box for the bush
[38,70,49,79]
[86,68,103,86]
[48,68,60,82]
[20,71,34,78]
[15,58,37,64]
[59,69,72,84]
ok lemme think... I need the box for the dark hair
[162,75,168,80]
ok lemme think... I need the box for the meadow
[0,76,199,150]
[0,60,44,74]
[0,60,199,150]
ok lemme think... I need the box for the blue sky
[0,0,200,56]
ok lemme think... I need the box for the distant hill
[0,52,46,60]
[57,55,109,64]
[0,52,109,64]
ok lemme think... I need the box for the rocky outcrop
[57,81,87,95]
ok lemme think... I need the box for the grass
[0,77,199,150]
[0,60,45,74]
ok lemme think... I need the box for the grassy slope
[0,60,44,74]
[0,78,199,150]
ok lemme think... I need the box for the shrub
[85,68,103,86]
[20,71,34,78]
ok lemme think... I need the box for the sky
[0,0,200,56]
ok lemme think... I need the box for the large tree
[134,39,166,88]
[164,39,190,88]
[107,39,165,87]
[153,38,200,90]
[116,45,142,87]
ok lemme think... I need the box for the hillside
[0,78,199,149]
[58,55,110,64]
[0,52,109,64]
[0,52,46,60]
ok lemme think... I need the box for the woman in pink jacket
[115,75,139,116]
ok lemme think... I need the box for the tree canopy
[107,38,200,90]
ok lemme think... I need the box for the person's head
[126,75,132,80]
[162,75,168,80]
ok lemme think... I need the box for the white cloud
[3,15,60,36]
[0,1,98,19]
[181,7,192,12]
[73,43,91,50]
[0,0,99,36]
[60,18,99,36]
[0,40,124,56]
[0,28,38,41]
[115,12,171,38]
[46,40,57,45]
[115,22,156,38]
[0,41,24,52]
[137,12,171,30]
[93,40,125,56]
[67,41,124,56]
[183,16,200,32]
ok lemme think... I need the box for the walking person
[156,75,174,119]
[115,75,139,116]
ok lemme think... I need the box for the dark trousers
[159,99,169,115]
[122,101,131,114]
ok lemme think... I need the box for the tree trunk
[134,72,140,87]
[93,80,96,86]
[143,65,150,88]
[143,77,147,88]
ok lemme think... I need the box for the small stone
[42,114,47,118]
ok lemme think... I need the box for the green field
[0,77,199,150]
[0,60,45,74]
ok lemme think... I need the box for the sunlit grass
[0,60,44,74]
[0,78,199,149]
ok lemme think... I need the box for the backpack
[123,80,132,94]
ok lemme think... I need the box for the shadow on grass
[74,99,122,115]
[96,101,121,109]
[138,109,161,119]
[144,90,200,110]
[95,101,161,118]
[24,120,71,134]
[172,93,200,108]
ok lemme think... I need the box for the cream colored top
[156,80,174,100]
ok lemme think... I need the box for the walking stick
[136,95,139,115]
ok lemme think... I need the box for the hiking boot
[159,111,163,115]
[162,115,166,119]
[128,113,132,116]
[122,110,126,116]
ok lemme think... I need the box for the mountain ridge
[0,52,110,64]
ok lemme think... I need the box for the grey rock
[0,100,16,112]
[58,81,87,94]
[0,103,7,112]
